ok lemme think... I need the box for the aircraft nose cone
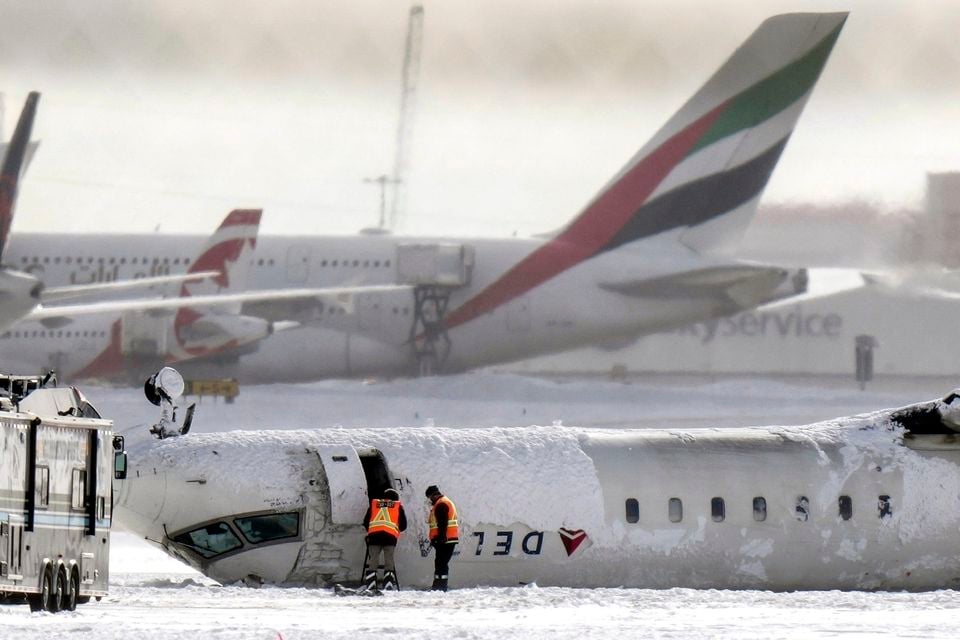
[113,446,173,539]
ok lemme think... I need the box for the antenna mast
[388,5,424,231]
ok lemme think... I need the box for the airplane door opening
[285,246,310,284]
[357,448,392,500]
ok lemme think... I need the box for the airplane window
[234,512,300,544]
[269,259,274,266]
[364,260,370,267]
[185,258,191,265]
[374,260,380,267]
[258,259,264,266]
[838,495,853,521]
[711,497,725,522]
[795,496,809,522]
[54,257,61,264]
[87,257,94,264]
[172,522,242,559]
[163,258,169,264]
[173,258,179,265]
[625,499,639,524]
[878,495,892,519]
[43,257,49,264]
[353,260,359,267]
[98,257,104,264]
[109,257,115,264]
[332,260,338,267]
[385,260,391,267]
[66,257,72,264]
[20,257,26,263]
[668,498,683,523]
[753,497,767,522]
[132,258,138,264]
[121,258,127,264]
[321,260,328,267]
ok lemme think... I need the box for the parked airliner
[115,376,960,591]
[4,13,846,382]
[0,93,255,332]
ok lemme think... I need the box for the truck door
[2,515,24,579]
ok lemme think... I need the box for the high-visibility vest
[367,499,402,540]
[428,496,459,542]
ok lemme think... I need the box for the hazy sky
[0,0,958,237]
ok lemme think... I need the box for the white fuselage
[115,403,960,591]
[1,232,777,382]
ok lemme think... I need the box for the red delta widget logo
[469,528,591,559]
[675,305,843,344]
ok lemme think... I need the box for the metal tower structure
[387,5,424,231]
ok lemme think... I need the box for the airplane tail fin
[175,208,261,318]
[444,14,846,329]
[172,209,264,358]
[0,91,39,261]
[563,12,846,257]
[178,209,262,301]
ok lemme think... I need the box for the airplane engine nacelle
[174,314,271,356]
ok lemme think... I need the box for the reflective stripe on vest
[367,499,401,540]
[428,495,459,542]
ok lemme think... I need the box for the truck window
[172,522,242,558]
[36,466,50,508]
[71,469,86,510]
[234,512,300,544]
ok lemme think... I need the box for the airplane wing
[600,265,866,310]
[40,271,222,303]
[27,284,415,324]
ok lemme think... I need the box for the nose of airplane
[113,443,176,542]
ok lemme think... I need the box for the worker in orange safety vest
[362,487,407,591]
[425,484,459,591]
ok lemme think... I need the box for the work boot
[430,576,448,592]
[382,570,399,591]
[362,571,378,592]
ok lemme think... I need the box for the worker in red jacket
[362,488,407,591]
[425,484,459,591]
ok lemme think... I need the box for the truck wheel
[38,564,60,613]
[63,569,78,611]
[27,569,49,612]
[49,566,65,612]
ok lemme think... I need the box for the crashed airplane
[116,382,960,591]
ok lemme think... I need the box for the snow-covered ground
[6,372,960,638]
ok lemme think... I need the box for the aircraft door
[505,296,532,332]
[310,446,369,525]
[357,293,382,332]
[286,246,311,284]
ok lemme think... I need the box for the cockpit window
[172,522,242,558]
[234,512,300,544]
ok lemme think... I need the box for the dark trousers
[433,542,456,581]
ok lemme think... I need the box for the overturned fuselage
[115,394,960,591]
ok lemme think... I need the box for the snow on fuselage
[114,402,960,591]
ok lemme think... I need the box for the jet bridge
[395,243,474,375]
